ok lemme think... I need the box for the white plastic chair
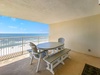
[58,38,65,50]
[58,38,65,44]
[28,42,46,65]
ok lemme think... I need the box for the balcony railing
[0,36,48,61]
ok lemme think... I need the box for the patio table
[36,42,64,72]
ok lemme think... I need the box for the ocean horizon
[0,33,48,38]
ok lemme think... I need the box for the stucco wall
[49,14,100,57]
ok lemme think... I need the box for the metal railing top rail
[0,36,48,39]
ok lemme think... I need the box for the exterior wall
[49,14,100,57]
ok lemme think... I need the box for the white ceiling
[0,0,100,24]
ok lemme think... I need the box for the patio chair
[58,38,65,50]
[28,42,46,65]
[58,38,65,44]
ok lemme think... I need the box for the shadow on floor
[0,57,51,75]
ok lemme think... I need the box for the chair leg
[36,54,42,72]
[30,56,34,65]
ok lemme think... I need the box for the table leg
[45,51,48,57]
[36,53,42,72]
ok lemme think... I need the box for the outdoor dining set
[28,38,71,75]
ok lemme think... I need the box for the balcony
[0,36,100,75]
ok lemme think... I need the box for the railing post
[22,37,24,54]
[38,36,39,44]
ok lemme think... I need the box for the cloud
[8,26,17,29]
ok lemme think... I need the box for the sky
[0,16,49,33]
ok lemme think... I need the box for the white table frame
[36,42,64,72]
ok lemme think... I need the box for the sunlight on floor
[0,54,29,67]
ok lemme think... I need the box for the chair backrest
[58,38,65,50]
[29,42,38,53]
[29,42,46,59]
[29,42,39,58]
[58,38,65,44]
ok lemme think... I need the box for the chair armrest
[27,49,46,55]
[27,49,38,55]
[38,50,46,54]
[27,49,32,53]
